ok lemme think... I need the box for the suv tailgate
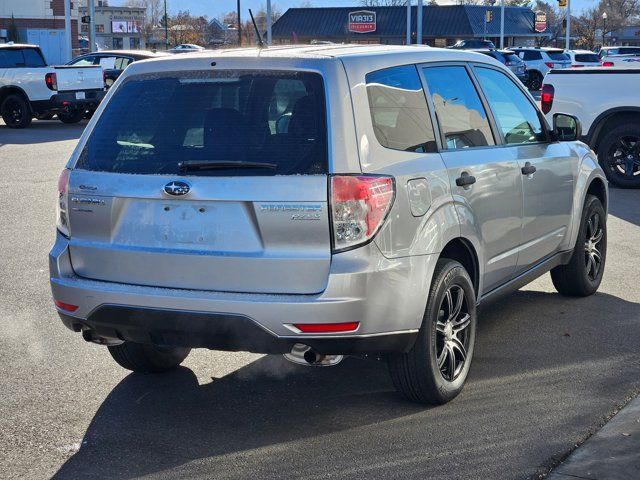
[53,65,103,91]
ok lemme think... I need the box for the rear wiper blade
[178,160,277,172]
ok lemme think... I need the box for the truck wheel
[108,342,191,373]
[551,194,606,297]
[57,109,84,124]
[597,123,640,188]
[1,94,32,128]
[388,259,476,405]
[528,71,543,91]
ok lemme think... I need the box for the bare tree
[168,10,209,46]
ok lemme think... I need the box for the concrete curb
[547,395,640,480]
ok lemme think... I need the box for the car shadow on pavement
[0,120,86,146]
[608,187,640,228]
[52,290,640,479]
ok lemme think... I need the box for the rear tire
[57,109,84,124]
[596,123,640,188]
[108,342,191,373]
[1,94,32,128]
[388,259,477,405]
[551,194,606,297]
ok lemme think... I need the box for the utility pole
[565,0,570,50]
[406,0,411,45]
[88,0,96,52]
[164,0,169,49]
[416,0,423,45]
[266,0,272,45]
[64,0,72,62]
[237,0,242,46]
[499,0,505,49]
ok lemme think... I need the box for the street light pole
[88,0,96,52]
[406,0,411,45]
[416,0,423,45]
[64,0,72,62]
[499,0,505,49]
[164,0,169,49]
[237,0,242,46]
[565,0,570,50]
[266,0,272,45]
[602,12,607,47]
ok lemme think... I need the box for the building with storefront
[610,25,640,46]
[272,5,548,47]
[78,4,146,50]
[0,0,79,63]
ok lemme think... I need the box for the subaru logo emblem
[163,181,190,196]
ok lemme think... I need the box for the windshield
[547,51,570,61]
[77,70,327,176]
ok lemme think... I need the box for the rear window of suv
[76,70,327,176]
[547,51,570,61]
[575,53,600,63]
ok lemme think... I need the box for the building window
[130,37,140,49]
[113,37,124,49]
[81,24,88,33]
[96,24,105,33]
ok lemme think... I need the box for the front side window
[422,66,494,149]
[77,70,327,176]
[365,65,436,153]
[474,67,545,145]
[0,49,27,68]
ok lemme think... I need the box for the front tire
[596,123,640,188]
[551,194,606,297]
[108,342,191,373]
[1,94,32,128]
[57,109,84,124]
[388,259,477,405]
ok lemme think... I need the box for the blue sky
[113,0,600,20]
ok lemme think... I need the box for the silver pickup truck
[0,43,105,128]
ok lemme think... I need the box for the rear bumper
[32,90,105,112]
[50,233,436,354]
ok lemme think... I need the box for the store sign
[534,11,547,33]
[348,10,376,33]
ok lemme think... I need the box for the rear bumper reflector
[293,322,360,333]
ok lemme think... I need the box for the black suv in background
[473,49,528,84]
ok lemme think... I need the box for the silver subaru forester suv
[50,45,607,405]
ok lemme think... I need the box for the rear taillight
[545,62,554,69]
[56,168,71,237]
[541,84,554,114]
[54,299,78,312]
[293,322,359,333]
[602,61,614,67]
[330,175,395,252]
[45,72,57,91]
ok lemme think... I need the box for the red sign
[534,11,547,33]
[348,10,376,34]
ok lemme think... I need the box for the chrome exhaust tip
[283,343,344,367]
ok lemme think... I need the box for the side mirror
[553,113,582,142]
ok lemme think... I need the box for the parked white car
[511,47,571,90]
[542,67,640,187]
[168,44,205,54]
[0,43,105,128]
[565,50,601,68]
[598,46,640,67]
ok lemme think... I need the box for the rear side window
[574,53,600,63]
[76,70,327,176]
[22,48,46,67]
[422,66,494,149]
[547,51,570,61]
[522,51,542,61]
[503,53,521,63]
[619,47,640,55]
[0,49,27,68]
[365,65,436,153]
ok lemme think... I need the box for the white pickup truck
[542,68,640,187]
[0,43,105,128]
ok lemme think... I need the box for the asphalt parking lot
[0,119,639,480]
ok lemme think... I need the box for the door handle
[521,162,537,175]
[455,172,477,187]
